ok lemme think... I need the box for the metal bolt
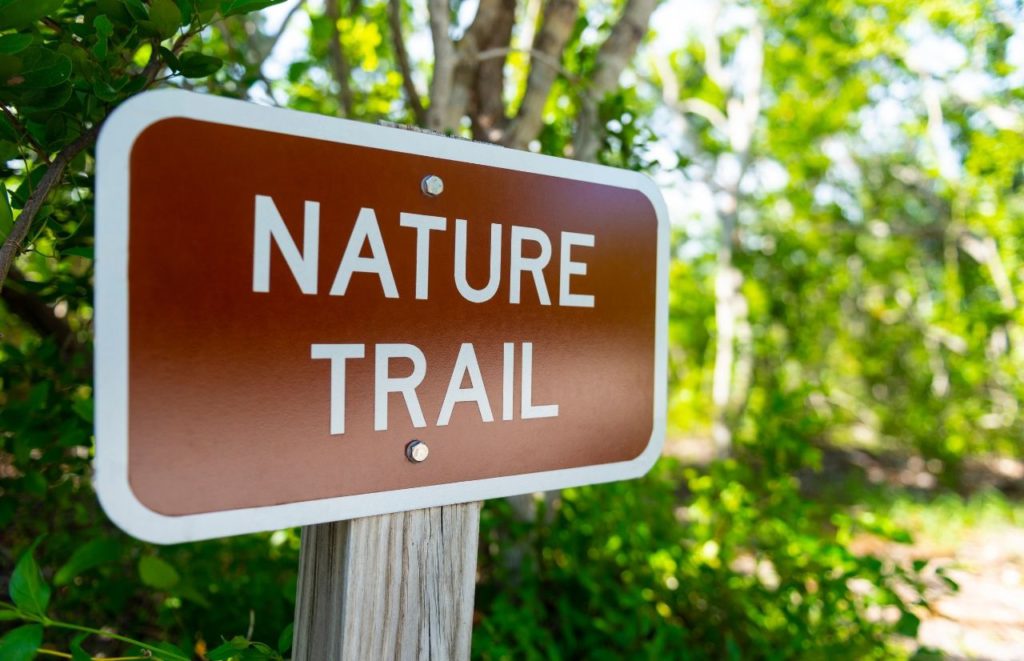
[406,440,429,463]
[421,175,444,197]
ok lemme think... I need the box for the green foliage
[0,624,43,661]
[665,0,1024,478]
[139,555,182,591]
[474,402,929,659]
[1,540,286,660]
[10,541,50,618]
[53,537,121,587]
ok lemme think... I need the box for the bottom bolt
[406,440,429,463]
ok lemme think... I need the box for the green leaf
[54,537,120,586]
[158,46,180,73]
[219,0,288,18]
[18,81,73,113]
[94,14,115,37]
[175,0,193,23]
[277,623,293,654]
[92,79,119,102]
[121,0,149,21]
[9,541,51,618]
[177,52,222,78]
[176,583,211,608]
[0,184,12,243]
[0,0,63,30]
[70,634,91,661]
[0,624,43,661]
[0,112,16,141]
[92,16,113,60]
[138,555,180,590]
[3,47,72,90]
[62,246,94,259]
[149,0,183,39]
[207,636,251,660]
[896,611,920,637]
[0,34,32,55]
[91,36,108,60]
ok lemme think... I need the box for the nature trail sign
[94,89,668,545]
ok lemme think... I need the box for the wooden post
[292,502,482,660]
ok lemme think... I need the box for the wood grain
[293,502,482,660]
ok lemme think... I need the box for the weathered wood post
[292,502,482,660]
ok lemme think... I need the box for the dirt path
[915,527,1024,660]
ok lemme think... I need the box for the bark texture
[420,0,656,160]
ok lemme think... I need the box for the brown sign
[95,90,668,542]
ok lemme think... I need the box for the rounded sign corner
[94,471,185,545]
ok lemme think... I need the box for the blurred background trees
[1,0,1022,658]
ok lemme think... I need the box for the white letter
[559,232,595,308]
[374,344,427,431]
[510,225,552,305]
[331,208,399,298]
[400,212,446,300]
[454,220,501,303]
[253,195,319,294]
[521,342,558,419]
[437,343,494,426]
[502,342,514,421]
[311,344,365,435]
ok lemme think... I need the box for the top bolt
[421,175,444,197]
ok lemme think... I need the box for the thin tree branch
[426,0,456,131]
[1,105,50,164]
[265,0,305,60]
[726,22,762,154]
[442,0,515,132]
[0,32,197,294]
[471,0,516,142]
[326,0,355,117]
[387,0,426,126]
[703,1,728,89]
[678,98,729,134]
[652,55,729,134]
[503,0,579,149]
[476,47,578,82]
[1,267,78,351]
[572,0,657,161]
[0,127,98,294]
[216,21,282,106]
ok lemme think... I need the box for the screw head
[421,175,444,197]
[406,440,429,463]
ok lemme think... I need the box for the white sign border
[95,89,669,544]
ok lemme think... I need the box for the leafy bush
[474,392,933,659]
